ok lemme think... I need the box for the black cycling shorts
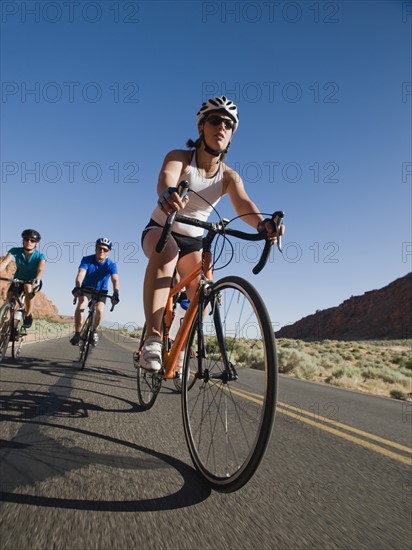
[8,282,25,296]
[141,219,203,259]
[81,287,108,304]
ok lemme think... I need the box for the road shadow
[0,388,211,511]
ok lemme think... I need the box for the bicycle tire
[0,304,12,363]
[78,314,92,370]
[182,275,277,492]
[11,320,24,359]
[135,324,162,409]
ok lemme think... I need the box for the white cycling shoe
[140,336,163,372]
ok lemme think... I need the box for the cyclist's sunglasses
[23,238,38,243]
[205,115,234,131]
[96,246,109,252]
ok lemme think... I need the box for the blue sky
[1,0,411,333]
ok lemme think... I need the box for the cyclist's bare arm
[75,268,87,288]
[34,259,46,282]
[157,150,191,214]
[224,170,285,242]
[223,169,271,228]
[111,273,119,293]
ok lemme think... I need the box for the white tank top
[151,152,225,237]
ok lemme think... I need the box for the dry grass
[41,319,411,401]
[277,338,412,401]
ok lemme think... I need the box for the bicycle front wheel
[182,276,278,492]
[0,304,12,362]
[78,315,92,370]
[11,321,24,359]
[135,324,162,410]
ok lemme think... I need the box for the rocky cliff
[0,258,59,319]
[276,273,412,340]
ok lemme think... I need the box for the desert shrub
[278,349,302,373]
[400,367,412,377]
[380,370,409,385]
[362,367,381,380]
[294,361,322,380]
[390,389,407,400]
[237,347,264,370]
[332,365,362,379]
[320,352,344,370]
[392,354,412,370]
[278,348,316,375]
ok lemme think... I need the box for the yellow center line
[107,334,412,467]
[278,401,412,454]
[228,387,412,467]
[277,405,412,466]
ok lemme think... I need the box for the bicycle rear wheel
[78,315,92,370]
[135,324,162,409]
[182,276,278,492]
[0,304,12,362]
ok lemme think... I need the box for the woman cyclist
[0,229,45,328]
[140,96,282,372]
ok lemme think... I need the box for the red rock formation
[276,273,412,340]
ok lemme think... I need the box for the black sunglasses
[206,115,234,131]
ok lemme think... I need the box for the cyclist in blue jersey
[70,238,120,346]
[0,229,45,328]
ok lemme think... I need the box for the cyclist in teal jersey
[0,229,45,328]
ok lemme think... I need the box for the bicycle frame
[136,194,284,490]
[161,250,213,379]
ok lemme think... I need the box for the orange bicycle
[134,183,284,491]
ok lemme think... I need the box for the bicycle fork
[197,285,238,384]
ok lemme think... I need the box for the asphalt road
[0,331,411,550]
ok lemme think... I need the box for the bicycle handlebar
[1,277,36,284]
[155,181,190,253]
[154,183,284,274]
[72,289,117,312]
[0,277,43,293]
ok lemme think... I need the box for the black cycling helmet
[21,229,41,242]
[95,237,112,250]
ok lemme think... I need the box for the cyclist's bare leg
[174,251,202,366]
[176,251,202,302]
[94,302,105,331]
[142,227,179,339]
[23,284,33,316]
[74,295,88,332]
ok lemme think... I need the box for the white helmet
[196,96,239,132]
[95,237,112,250]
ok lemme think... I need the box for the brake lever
[272,211,284,253]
